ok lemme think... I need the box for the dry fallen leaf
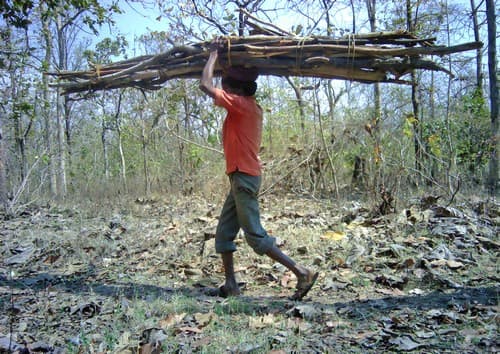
[177,326,203,334]
[249,314,277,329]
[194,312,215,327]
[158,313,186,328]
[446,260,464,269]
[414,330,435,339]
[321,230,346,241]
[389,336,423,351]
[375,287,405,296]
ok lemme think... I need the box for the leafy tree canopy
[0,0,121,31]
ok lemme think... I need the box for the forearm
[200,51,218,98]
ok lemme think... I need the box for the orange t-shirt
[214,88,263,176]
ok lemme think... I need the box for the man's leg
[231,173,318,299]
[221,252,241,296]
[215,188,242,296]
[266,246,318,300]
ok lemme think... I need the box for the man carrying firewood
[199,39,318,300]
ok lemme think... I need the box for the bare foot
[291,270,319,300]
[203,284,241,298]
[221,284,241,297]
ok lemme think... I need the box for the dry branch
[47,32,482,95]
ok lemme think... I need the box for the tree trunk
[352,155,366,187]
[429,71,438,180]
[314,85,339,197]
[56,89,67,198]
[41,12,57,197]
[64,100,73,191]
[55,15,67,198]
[470,0,483,94]
[117,127,127,192]
[12,76,26,182]
[141,122,150,195]
[115,93,127,192]
[486,0,498,195]
[101,97,110,181]
[0,111,8,211]
[325,81,345,141]
[102,127,110,181]
[286,78,306,141]
[366,0,382,188]
[406,0,422,176]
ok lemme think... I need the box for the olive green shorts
[215,172,276,255]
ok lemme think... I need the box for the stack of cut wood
[48,31,481,95]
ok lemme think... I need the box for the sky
[93,0,482,60]
[97,1,166,40]
[95,1,356,49]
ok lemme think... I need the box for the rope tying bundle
[226,37,232,67]
[95,64,102,78]
[295,37,308,75]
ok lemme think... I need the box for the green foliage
[11,100,34,120]
[1,0,121,32]
[84,36,128,64]
[453,89,491,169]
[0,0,33,28]
[418,88,491,179]
[188,145,203,169]
[421,117,445,156]
[403,114,417,138]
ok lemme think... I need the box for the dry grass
[0,192,498,353]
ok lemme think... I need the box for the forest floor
[0,192,498,353]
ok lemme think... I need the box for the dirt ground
[1,194,498,353]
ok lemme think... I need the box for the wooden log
[46,33,482,94]
[239,41,482,58]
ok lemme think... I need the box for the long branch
[46,33,483,94]
[165,121,223,155]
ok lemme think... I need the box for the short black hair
[222,77,257,96]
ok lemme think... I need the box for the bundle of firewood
[48,31,481,95]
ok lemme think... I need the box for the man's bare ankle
[296,266,311,280]
[224,284,241,296]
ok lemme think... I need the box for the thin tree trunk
[141,122,150,195]
[314,85,339,197]
[41,10,57,197]
[429,71,439,180]
[0,110,8,211]
[12,76,26,182]
[443,0,455,192]
[64,102,72,192]
[115,93,127,192]
[176,121,185,188]
[366,0,382,189]
[117,128,127,192]
[56,88,67,198]
[486,0,498,195]
[470,0,483,93]
[6,26,27,184]
[102,128,109,181]
[406,0,422,177]
[101,97,110,181]
[55,15,67,198]
[286,78,306,141]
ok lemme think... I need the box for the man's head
[222,66,258,96]
[222,76,257,96]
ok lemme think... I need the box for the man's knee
[215,238,237,253]
[244,233,276,255]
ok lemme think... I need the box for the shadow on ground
[1,270,498,318]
